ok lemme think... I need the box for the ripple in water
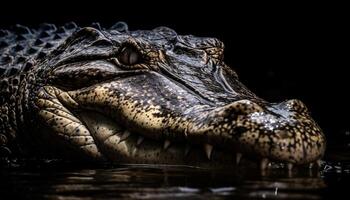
[0,160,349,199]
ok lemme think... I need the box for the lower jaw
[79,111,236,168]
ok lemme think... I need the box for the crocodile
[0,22,326,169]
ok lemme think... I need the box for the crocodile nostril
[283,99,308,114]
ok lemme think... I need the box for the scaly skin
[0,22,326,168]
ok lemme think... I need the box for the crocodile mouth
[35,85,236,167]
[78,111,235,167]
[34,82,325,168]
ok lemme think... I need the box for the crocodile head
[24,24,325,167]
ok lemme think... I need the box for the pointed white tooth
[236,153,242,165]
[184,128,188,137]
[316,160,322,168]
[260,158,269,171]
[184,144,191,156]
[136,136,144,146]
[204,144,213,160]
[163,140,171,150]
[118,130,131,143]
[287,163,293,171]
[309,163,314,169]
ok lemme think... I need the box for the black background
[0,2,348,146]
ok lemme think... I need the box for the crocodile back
[0,22,80,78]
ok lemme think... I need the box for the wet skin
[0,23,326,169]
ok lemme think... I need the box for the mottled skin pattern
[0,22,326,169]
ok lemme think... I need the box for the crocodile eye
[118,46,140,65]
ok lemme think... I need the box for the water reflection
[0,161,341,200]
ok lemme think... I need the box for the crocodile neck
[0,72,34,158]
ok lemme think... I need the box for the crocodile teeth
[118,130,131,143]
[204,144,213,160]
[316,159,322,168]
[309,163,314,168]
[236,153,242,165]
[260,158,269,171]
[136,136,144,146]
[184,144,191,157]
[309,160,322,169]
[163,140,171,150]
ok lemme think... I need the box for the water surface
[1,159,349,200]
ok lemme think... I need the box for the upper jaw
[34,83,325,166]
[33,85,234,165]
